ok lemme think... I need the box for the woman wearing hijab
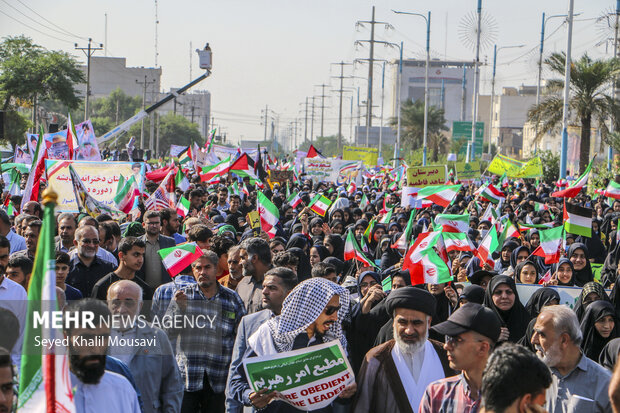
[285,232,310,253]
[329,208,345,224]
[508,245,531,275]
[599,338,620,370]
[568,242,593,287]
[328,219,345,236]
[514,260,539,284]
[309,245,329,267]
[387,222,402,238]
[518,288,561,352]
[380,232,404,271]
[550,258,576,286]
[579,300,618,361]
[494,240,519,274]
[576,219,606,264]
[574,281,611,322]
[368,223,386,256]
[601,239,620,287]
[287,247,312,283]
[324,234,344,261]
[309,217,324,237]
[323,257,345,282]
[484,275,531,342]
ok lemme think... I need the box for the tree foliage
[0,36,84,110]
[539,150,560,184]
[527,53,620,173]
[298,135,339,158]
[389,100,449,152]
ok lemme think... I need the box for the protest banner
[488,154,542,178]
[212,144,258,160]
[513,156,543,179]
[515,283,611,309]
[406,165,447,187]
[75,120,102,161]
[454,161,480,183]
[243,341,354,411]
[26,133,38,159]
[44,130,70,160]
[303,158,361,185]
[342,145,378,167]
[46,160,144,212]
[270,170,294,184]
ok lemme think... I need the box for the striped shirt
[419,373,480,413]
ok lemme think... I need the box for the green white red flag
[344,230,376,267]
[416,184,461,208]
[476,225,499,267]
[434,214,470,233]
[158,242,204,277]
[18,193,76,413]
[532,225,564,264]
[175,168,190,192]
[442,232,475,252]
[309,194,332,216]
[599,180,620,200]
[287,191,303,208]
[407,248,453,285]
[391,212,415,250]
[176,196,190,218]
[257,191,280,238]
[479,183,505,204]
[113,175,140,214]
[551,157,594,198]
[201,156,231,182]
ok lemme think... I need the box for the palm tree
[527,53,620,173]
[389,100,449,151]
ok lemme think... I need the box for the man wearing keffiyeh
[228,277,357,412]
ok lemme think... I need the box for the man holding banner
[228,278,356,411]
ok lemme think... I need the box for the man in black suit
[136,210,176,289]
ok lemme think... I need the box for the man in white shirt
[0,274,26,368]
[64,298,141,413]
[0,210,25,254]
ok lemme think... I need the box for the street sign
[452,121,484,157]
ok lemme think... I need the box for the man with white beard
[353,287,455,413]
[531,305,611,413]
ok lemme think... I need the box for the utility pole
[331,61,353,151]
[315,84,329,139]
[75,38,103,120]
[559,0,575,179]
[610,1,620,170]
[356,6,391,147]
[263,105,269,142]
[136,76,156,149]
[469,0,483,163]
[304,97,309,143]
[310,96,316,143]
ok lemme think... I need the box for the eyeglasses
[324,305,341,316]
[80,238,100,245]
[445,335,484,347]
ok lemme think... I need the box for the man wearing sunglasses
[419,303,501,413]
[228,277,357,411]
[354,286,455,413]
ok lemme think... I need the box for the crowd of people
[3,165,620,413]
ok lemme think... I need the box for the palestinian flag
[287,191,303,208]
[600,180,620,200]
[434,214,470,233]
[229,153,263,187]
[201,156,231,182]
[175,168,190,192]
[552,157,594,198]
[177,146,192,166]
[306,144,323,158]
[563,202,591,238]
[18,192,75,412]
[344,230,376,267]
[257,191,280,237]
[532,225,564,264]
[176,196,190,218]
[442,232,475,252]
[476,225,499,267]
[158,242,204,277]
[480,183,505,204]
[407,248,453,286]
[114,175,139,214]
[309,194,332,216]
[416,184,462,208]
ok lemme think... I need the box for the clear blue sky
[0,0,614,144]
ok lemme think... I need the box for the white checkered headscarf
[266,277,350,353]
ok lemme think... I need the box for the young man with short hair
[55,251,82,300]
[5,255,33,291]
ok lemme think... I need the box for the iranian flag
[552,157,594,198]
[66,114,78,160]
[442,232,475,252]
[434,214,470,233]
[498,218,521,246]
[532,225,564,264]
[534,202,549,212]
[287,191,303,209]
[158,242,204,277]
[379,208,393,224]
[364,217,376,243]
[347,181,357,195]
[344,230,376,267]
[480,203,498,223]
[538,269,552,285]
[407,249,453,285]
[359,194,369,209]
[476,225,500,267]
[480,183,505,204]
[257,191,280,237]
[403,231,443,264]
[563,201,591,237]
[176,196,190,218]
[114,175,140,214]
[18,192,75,413]
[499,172,509,188]
[309,194,332,216]
[416,184,462,208]
[201,156,231,182]
[205,128,216,152]
[600,180,620,200]
[392,212,415,250]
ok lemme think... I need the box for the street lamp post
[560,0,575,180]
[537,13,570,106]
[393,10,431,166]
[489,44,525,155]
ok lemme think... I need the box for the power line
[0,0,84,41]
[14,0,89,40]
[0,9,75,44]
